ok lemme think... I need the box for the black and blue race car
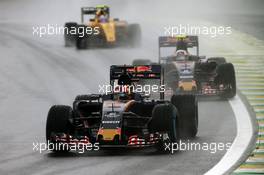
[46,65,198,153]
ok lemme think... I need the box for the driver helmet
[96,8,108,22]
[173,50,188,61]
[174,50,188,56]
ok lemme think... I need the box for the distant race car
[158,35,236,98]
[64,5,141,49]
[133,35,236,98]
[46,65,198,153]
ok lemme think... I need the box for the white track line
[204,95,255,175]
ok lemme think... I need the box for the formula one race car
[46,65,198,153]
[64,5,141,49]
[157,35,236,98]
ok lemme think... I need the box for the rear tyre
[76,25,88,49]
[46,105,73,152]
[216,63,236,98]
[171,94,198,138]
[128,24,141,47]
[64,22,77,47]
[132,59,151,65]
[149,103,179,153]
[74,94,101,101]
[208,57,226,65]
[75,95,92,101]
[165,70,179,92]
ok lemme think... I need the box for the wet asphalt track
[2,0,262,174]
[0,22,236,175]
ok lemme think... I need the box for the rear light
[98,128,104,135]
[116,127,121,135]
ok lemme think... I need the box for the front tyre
[46,105,73,152]
[149,103,179,153]
[171,94,198,138]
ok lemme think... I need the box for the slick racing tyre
[149,103,179,153]
[46,105,73,152]
[64,22,77,47]
[208,57,226,65]
[132,59,152,65]
[75,95,92,101]
[74,94,101,101]
[216,63,236,98]
[128,23,141,47]
[171,94,198,138]
[76,25,88,49]
[165,70,180,92]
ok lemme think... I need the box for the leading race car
[64,5,141,49]
[133,35,236,98]
[46,65,198,153]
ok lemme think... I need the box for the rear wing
[110,65,164,99]
[158,35,199,62]
[81,6,110,23]
[110,65,162,80]
[159,35,198,48]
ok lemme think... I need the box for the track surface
[2,0,263,174]
[0,22,236,175]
